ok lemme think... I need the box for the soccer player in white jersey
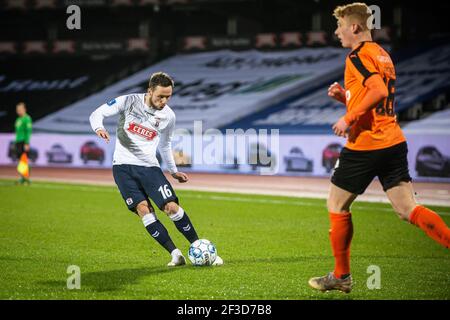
[89,72,223,267]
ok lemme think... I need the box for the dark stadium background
[1,0,449,132]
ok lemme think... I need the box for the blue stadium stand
[225,43,450,134]
[403,109,450,134]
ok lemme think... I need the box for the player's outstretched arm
[328,82,346,104]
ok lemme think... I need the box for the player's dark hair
[149,72,174,90]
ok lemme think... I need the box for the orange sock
[409,206,450,249]
[329,212,353,278]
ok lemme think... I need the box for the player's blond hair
[333,2,372,31]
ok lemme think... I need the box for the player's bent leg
[409,206,450,249]
[136,200,154,217]
[386,182,450,248]
[385,181,417,221]
[327,183,358,213]
[163,201,179,215]
[165,201,200,244]
[136,200,184,264]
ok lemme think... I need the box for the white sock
[142,213,157,227]
[169,207,185,222]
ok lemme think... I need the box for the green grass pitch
[0,179,449,300]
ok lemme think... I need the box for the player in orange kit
[308,2,449,293]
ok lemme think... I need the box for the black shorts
[331,141,412,195]
[112,165,178,212]
[15,142,27,159]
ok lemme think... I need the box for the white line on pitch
[1,181,449,216]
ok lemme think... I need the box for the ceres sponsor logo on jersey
[127,122,157,140]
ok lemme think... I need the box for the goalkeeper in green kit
[15,102,32,185]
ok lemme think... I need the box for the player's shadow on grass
[39,266,179,292]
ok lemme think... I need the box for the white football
[188,239,217,266]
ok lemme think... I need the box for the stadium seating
[403,108,450,134]
[2,0,449,137]
[227,43,450,134]
[31,47,350,133]
[0,55,152,132]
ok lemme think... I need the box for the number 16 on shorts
[158,184,173,200]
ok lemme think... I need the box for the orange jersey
[344,41,405,151]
